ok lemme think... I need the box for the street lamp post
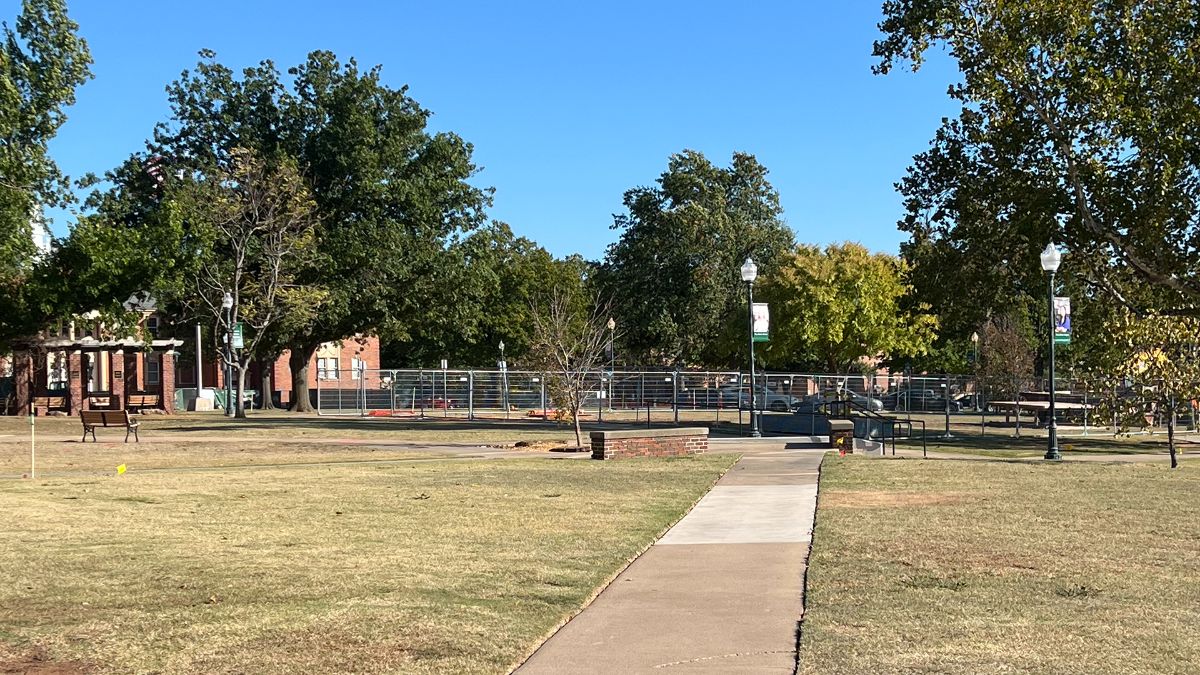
[1040,243,1062,460]
[606,318,616,421]
[741,257,761,437]
[498,340,509,419]
[971,331,979,410]
[221,292,234,417]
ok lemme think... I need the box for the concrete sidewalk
[516,445,823,674]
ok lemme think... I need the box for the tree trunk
[573,402,584,449]
[260,359,276,410]
[289,343,319,413]
[235,363,248,419]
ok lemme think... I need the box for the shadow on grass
[910,432,1188,455]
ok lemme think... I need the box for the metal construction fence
[312,367,1161,429]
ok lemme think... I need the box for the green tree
[759,242,938,372]
[599,150,794,367]
[1083,313,1200,469]
[877,0,1200,317]
[383,222,589,368]
[0,0,91,348]
[97,50,489,409]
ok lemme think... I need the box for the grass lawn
[0,453,737,673]
[0,410,737,447]
[799,456,1200,674]
[915,434,1193,459]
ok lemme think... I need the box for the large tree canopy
[599,150,794,367]
[878,0,1200,319]
[383,222,589,368]
[0,0,90,348]
[86,49,490,407]
[759,242,938,372]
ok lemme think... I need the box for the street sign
[232,322,245,349]
[752,303,770,343]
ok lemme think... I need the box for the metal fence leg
[359,368,366,417]
[418,369,425,419]
[468,370,475,421]
[673,370,679,426]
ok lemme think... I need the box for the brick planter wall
[590,427,709,460]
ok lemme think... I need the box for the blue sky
[37,1,960,260]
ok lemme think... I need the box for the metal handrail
[817,398,927,457]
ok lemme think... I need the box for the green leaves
[878,0,1200,317]
[0,0,91,350]
[759,243,938,372]
[599,150,794,367]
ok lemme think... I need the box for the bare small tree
[529,288,614,448]
[187,148,320,418]
[978,314,1035,437]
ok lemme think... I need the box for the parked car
[417,396,457,409]
[793,390,884,413]
[844,390,885,411]
[881,388,960,412]
[717,385,802,412]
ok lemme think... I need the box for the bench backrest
[34,396,67,408]
[81,409,132,426]
[128,394,160,406]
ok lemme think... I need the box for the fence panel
[312,368,1138,437]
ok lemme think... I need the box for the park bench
[126,393,161,411]
[80,409,140,443]
[32,395,67,415]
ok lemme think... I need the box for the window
[317,357,340,381]
[351,357,366,380]
[146,353,161,386]
[146,316,159,337]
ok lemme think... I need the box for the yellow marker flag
[116,464,127,475]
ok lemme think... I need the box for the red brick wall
[591,430,709,460]
[185,335,380,406]
[270,336,380,405]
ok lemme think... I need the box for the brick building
[7,313,183,416]
[4,288,381,414]
[180,336,381,408]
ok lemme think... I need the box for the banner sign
[752,303,770,343]
[1053,296,1071,345]
[232,322,245,350]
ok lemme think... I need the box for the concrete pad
[658,485,816,545]
[516,543,807,674]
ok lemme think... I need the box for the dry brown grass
[820,490,969,508]
[799,456,1200,674]
[0,411,582,445]
[0,453,738,673]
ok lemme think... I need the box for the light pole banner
[1053,296,1071,345]
[752,303,770,343]
[232,322,245,349]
